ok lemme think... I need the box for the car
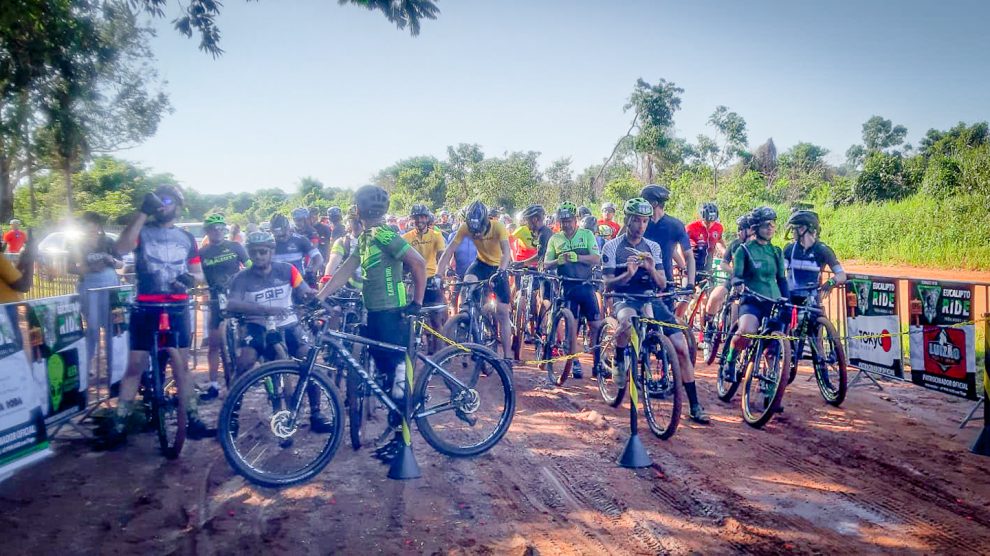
[37,230,134,277]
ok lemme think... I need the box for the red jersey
[3,229,27,253]
[596,218,620,239]
[685,220,724,252]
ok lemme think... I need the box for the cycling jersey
[402,228,446,276]
[783,241,843,291]
[645,214,691,282]
[732,240,788,300]
[358,226,410,312]
[294,224,319,248]
[685,220,723,270]
[313,222,333,259]
[199,240,249,290]
[328,222,347,242]
[545,228,599,281]
[510,226,535,262]
[133,222,201,302]
[274,233,320,273]
[330,235,362,288]
[446,232,477,278]
[511,224,552,266]
[453,220,508,267]
[227,262,304,327]
[601,234,663,294]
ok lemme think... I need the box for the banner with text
[908,280,978,399]
[27,296,88,427]
[0,304,48,471]
[846,274,904,379]
[109,287,133,386]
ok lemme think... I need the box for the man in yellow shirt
[402,204,447,339]
[436,201,512,360]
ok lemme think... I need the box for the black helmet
[245,231,276,249]
[464,201,489,234]
[736,213,752,231]
[787,210,820,231]
[749,206,778,227]
[577,206,592,218]
[521,204,545,219]
[327,206,342,221]
[354,185,390,220]
[582,215,597,231]
[640,184,670,205]
[409,204,431,218]
[270,213,290,233]
[153,184,185,206]
[700,202,719,222]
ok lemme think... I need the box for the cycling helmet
[787,209,820,231]
[601,202,616,213]
[700,202,719,222]
[556,202,577,220]
[464,201,489,234]
[522,204,545,219]
[577,206,592,218]
[327,206,343,221]
[354,184,391,220]
[245,231,276,249]
[153,184,185,206]
[204,213,226,228]
[270,213,290,232]
[736,213,752,231]
[291,207,309,221]
[582,215,597,231]
[598,223,615,239]
[749,206,778,226]
[623,197,653,217]
[409,204,431,219]
[639,184,670,205]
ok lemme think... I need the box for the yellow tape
[421,322,471,352]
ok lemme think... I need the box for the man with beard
[402,204,447,348]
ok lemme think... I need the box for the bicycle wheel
[441,313,472,344]
[715,323,741,402]
[705,303,731,366]
[595,317,626,407]
[218,361,343,488]
[812,317,848,407]
[740,332,791,429]
[415,343,515,457]
[346,362,393,451]
[511,290,526,361]
[222,320,238,388]
[154,351,186,460]
[544,308,576,386]
[684,318,698,365]
[640,334,682,440]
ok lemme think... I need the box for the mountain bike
[594,290,687,440]
[787,284,848,406]
[531,273,602,386]
[132,302,188,459]
[442,275,500,352]
[509,267,539,361]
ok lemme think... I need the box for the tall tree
[695,105,748,193]
[622,78,684,183]
[861,115,907,152]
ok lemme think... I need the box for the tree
[853,151,908,202]
[623,78,685,183]
[862,115,907,152]
[750,138,778,188]
[845,144,867,170]
[695,106,748,193]
[545,157,577,202]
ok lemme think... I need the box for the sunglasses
[248,248,271,255]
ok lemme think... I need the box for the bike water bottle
[789,306,798,330]
[392,361,407,400]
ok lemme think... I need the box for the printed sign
[27,296,89,426]
[908,280,978,399]
[0,304,48,471]
[108,287,134,387]
[846,275,903,378]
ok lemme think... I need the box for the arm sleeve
[383,232,411,259]
[544,236,558,263]
[227,274,245,300]
[775,247,790,298]
[289,265,304,288]
[649,240,663,271]
[601,240,617,271]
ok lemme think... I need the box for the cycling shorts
[208,297,224,330]
[738,298,785,331]
[466,260,510,304]
[366,308,410,376]
[241,323,309,361]
[564,284,600,322]
[424,283,444,305]
[130,304,191,351]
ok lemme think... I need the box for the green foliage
[602,171,642,205]
[921,155,961,198]
[853,152,911,202]
[862,115,907,152]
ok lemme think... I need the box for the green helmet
[204,213,226,228]
[245,231,275,249]
[623,197,652,217]
[556,202,577,220]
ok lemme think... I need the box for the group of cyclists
[94,177,848,452]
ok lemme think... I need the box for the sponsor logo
[857,328,893,352]
[917,284,941,324]
[927,328,962,373]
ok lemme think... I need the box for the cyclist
[544,202,602,379]
[437,209,454,236]
[597,202,620,239]
[577,206,592,220]
[309,207,334,261]
[327,206,347,242]
[783,210,846,301]
[198,213,249,401]
[291,207,319,248]
[686,202,726,274]
[271,213,323,287]
[319,185,426,461]
[436,200,513,360]
[101,185,214,448]
[224,231,335,432]
[402,204,447,336]
[724,206,789,385]
[323,205,363,286]
[640,185,708,424]
[703,213,753,343]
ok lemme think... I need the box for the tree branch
[593,113,638,191]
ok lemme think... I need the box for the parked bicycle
[787,284,848,406]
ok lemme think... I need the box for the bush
[921,155,961,198]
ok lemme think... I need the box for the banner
[0,304,48,472]
[27,296,89,426]
[908,280,978,399]
[846,275,903,378]
[108,287,133,387]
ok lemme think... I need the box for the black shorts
[424,284,444,305]
[739,298,785,330]
[241,322,309,360]
[208,297,223,330]
[564,284,600,322]
[466,260,510,304]
[130,303,191,351]
[366,309,410,375]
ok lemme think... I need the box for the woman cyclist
[702,212,753,343]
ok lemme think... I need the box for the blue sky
[125,0,990,195]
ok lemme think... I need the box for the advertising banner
[109,287,133,386]
[27,296,89,426]
[908,280,978,399]
[0,304,48,472]
[846,275,903,378]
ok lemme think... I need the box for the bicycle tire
[218,361,343,488]
[641,333,682,440]
[441,313,472,345]
[346,367,364,450]
[222,321,238,388]
[595,317,626,407]
[813,317,848,407]
[544,308,577,386]
[740,332,791,429]
[684,319,698,366]
[415,343,515,457]
[154,351,186,460]
[511,290,526,361]
[715,322,742,402]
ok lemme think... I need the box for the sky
[125,0,990,195]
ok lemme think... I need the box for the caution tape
[419,322,598,366]
[420,322,472,353]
